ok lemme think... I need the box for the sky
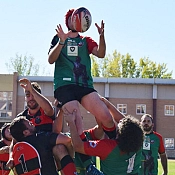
[0,0,175,77]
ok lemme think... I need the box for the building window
[0,92,13,118]
[117,104,127,114]
[136,104,146,115]
[164,138,174,149]
[164,105,174,116]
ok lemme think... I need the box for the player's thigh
[62,100,83,123]
[81,92,111,120]
[62,100,80,113]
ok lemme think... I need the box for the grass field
[158,159,175,175]
[9,158,175,175]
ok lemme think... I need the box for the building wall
[0,73,175,157]
[0,74,13,91]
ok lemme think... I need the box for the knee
[53,144,68,160]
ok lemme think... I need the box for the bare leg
[81,92,114,128]
[56,133,74,158]
[62,100,84,135]
[53,144,76,175]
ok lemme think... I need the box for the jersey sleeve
[84,139,117,160]
[154,132,165,154]
[84,128,97,140]
[85,36,98,54]
[48,35,59,54]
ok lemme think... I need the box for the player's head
[1,123,12,141]
[140,114,154,133]
[117,116,144,154]
[24,82,41,110]
[65,9,77,32]
[10,116,36,142]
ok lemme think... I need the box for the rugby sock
[102,124,116,139]
[61,155,77,175]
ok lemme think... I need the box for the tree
[105,51,121,77]
[5,54,40,76]
[137,57,172,78]
[91,50,172,79]
[121,53,137,78]
[91,55,100,77]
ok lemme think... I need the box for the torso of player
[54,36,94,89]
[13,133,58,175]
[140,132,163,175]
[84,139,141,175]
[18,108,54,133]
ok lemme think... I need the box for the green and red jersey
[84,139,141,175]
[49,35,98,90]
[139,131,165,175]
[75,129,98,175]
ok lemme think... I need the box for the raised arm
[92,20,106,58]
[48,24,71,64]
[19,78,54,117]
[64,110,85,154]
[52,108,64,133]
[101,97,125,123]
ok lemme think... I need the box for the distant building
[0,72,175,157]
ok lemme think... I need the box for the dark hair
[117,116,144,154]
[10,116,28,141]
[31,82,41,94]
[1,123,11,140]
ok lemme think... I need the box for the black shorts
[54,84,96,108]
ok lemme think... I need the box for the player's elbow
[48,58,54,64]
[97,51,106,58]
[98,54,105,58]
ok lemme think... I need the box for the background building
[0,72,175,157]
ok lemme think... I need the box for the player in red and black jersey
[10,116,77,175]
[17,78,55,133]
[0,123,12,175]
[7,78,73,173]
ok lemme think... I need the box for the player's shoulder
[17,108,28,117]
[99,138,118,148]
[153,131,162,137]
[153,131,163,139]
[52,34,59,43]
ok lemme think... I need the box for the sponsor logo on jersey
[89,141,97,148]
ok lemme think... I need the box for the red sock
[102,124,116,131]
[61,155,77,175]
[62,162,77,175]
[102,124,116,139]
